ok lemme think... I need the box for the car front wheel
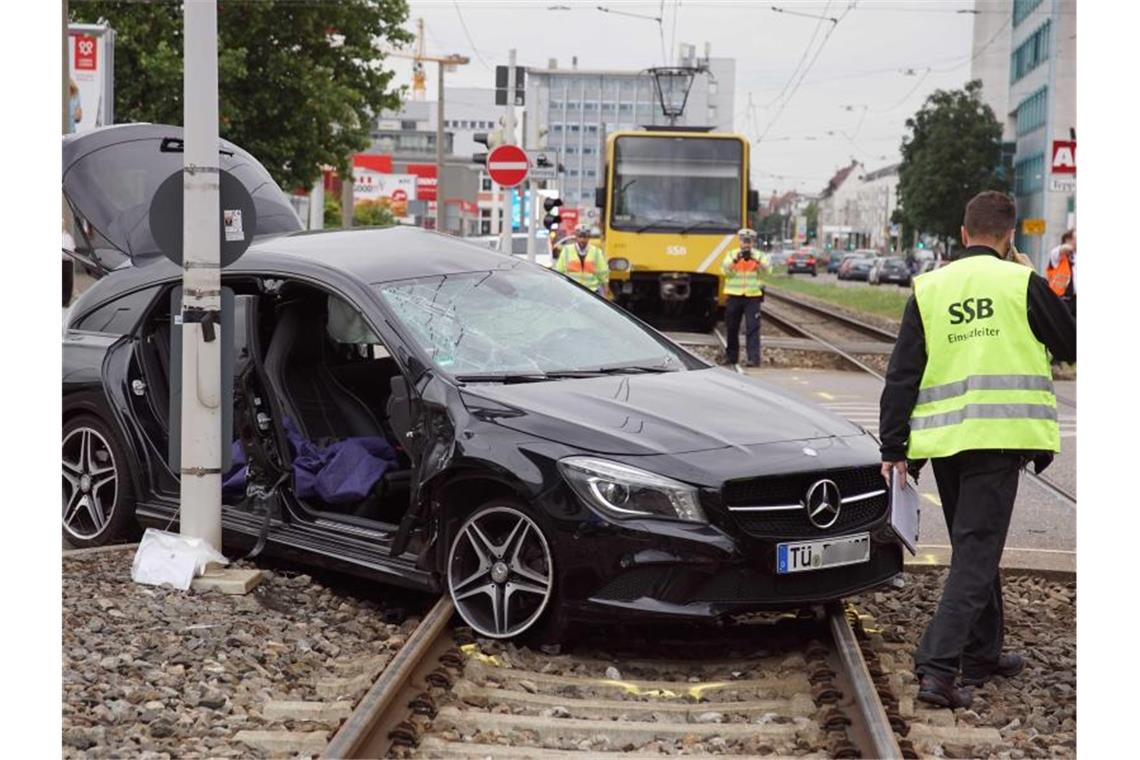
[62,414,136,548]
[447,502,555,639]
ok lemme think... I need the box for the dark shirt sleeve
[1026,273,1077,363]
[879,296,926,461]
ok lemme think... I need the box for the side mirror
[747,189,760,213]
[594,186,606,213]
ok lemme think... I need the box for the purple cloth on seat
[222,417,398,505]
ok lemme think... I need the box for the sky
[383,0,998,197]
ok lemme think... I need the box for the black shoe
[744,360,761,368]
[961,653,1025,686]
[916,673,973,708]
[719,356,738,366]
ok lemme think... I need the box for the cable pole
[436,59,446,232]
[498,48,517,255]
[179,0,223,550]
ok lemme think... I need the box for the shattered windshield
[376,264,688,377]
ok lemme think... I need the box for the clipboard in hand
[889,469,920,555]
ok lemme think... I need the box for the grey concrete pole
[179,0,223,550]
[341,171,353,228]
[436,60,446,233]
[499,48,517,254]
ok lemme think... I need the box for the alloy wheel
[62,426,118,541]
[447,506,553,639]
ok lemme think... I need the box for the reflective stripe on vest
[722,248,764,296]
[1045,251,1072,297]
[907,255,1059,458]
[556,244,606,289]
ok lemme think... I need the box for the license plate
[777,533,870,574]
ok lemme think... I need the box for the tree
[896,80,1008,252]
[804,201,819,242]
[70,1,412,190]
[353,199,397,228]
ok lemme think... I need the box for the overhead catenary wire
[762,1,833,109]
[452,0,492,69]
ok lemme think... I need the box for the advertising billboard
[68,23,115,133]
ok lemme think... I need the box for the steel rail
[322,596,454,759]
[764,286,900,342]
[828,603,903,759]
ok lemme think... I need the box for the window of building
[584,102,597,111]
[564,146,576,155]
[568,124,580,133]
[400,120,417,131]
[1013,0,1043,27]
[585,125,598,134]
[551,123,563,132]
[1010,20,1051,83]
[1015,87,1048,136]
[619,103,633,113]
[551,100,563,110]
[481,176,492,191]
[1014,152,1045,196]
[581,146,594,155]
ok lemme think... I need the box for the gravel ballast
[62,548,415,758]
[852,570,1076,759]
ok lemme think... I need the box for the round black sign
[149,169,258,267]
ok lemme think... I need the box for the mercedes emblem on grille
[804,479,842,529]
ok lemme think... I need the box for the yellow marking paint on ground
[922,493,941,507]
[816,391,835,400]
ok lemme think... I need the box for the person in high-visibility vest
[1045,229,1076,317]
[719,228,770,367]
[879,191,1075,710]
[555,226,608,296]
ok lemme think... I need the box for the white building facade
[524,46,736,212]
[971,0,1076,269]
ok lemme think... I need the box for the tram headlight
[609,257,630,272]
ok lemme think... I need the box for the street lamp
[647,66,701,125]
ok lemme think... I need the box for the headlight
[557,456,706,523]
[609,257,630,272]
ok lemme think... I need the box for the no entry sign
[486,144,529,188]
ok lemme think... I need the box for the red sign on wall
[73,34,98,71]
[406,164,438,201]
[1051,140,1076,174]
[559,207,580,234]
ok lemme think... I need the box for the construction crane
[383,20,469,230]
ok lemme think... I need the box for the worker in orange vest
[555,226,609,296]
[1045,229,1075,317]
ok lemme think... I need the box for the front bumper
[612,271,720,322]
[552,490,903,623]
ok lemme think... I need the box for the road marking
[922,493,941,507]
[918,543,1075,555]
[817,391,835,400]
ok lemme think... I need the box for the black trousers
[725,295,761,363]
[914,450,1021,679]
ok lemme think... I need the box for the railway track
[324,598,909,758]
[710,306,1077,508]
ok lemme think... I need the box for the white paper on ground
[131,528,229,590]
[889,470,921,555]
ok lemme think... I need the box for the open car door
[62,123,303,267]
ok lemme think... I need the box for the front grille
[724,466,887,540]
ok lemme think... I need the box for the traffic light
[543,196,563,231]
[916,241,925,249]
[472,129,504,165]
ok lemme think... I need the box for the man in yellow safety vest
[879,191,1075,709]
[719,228,770,367]
[555,226,608,296]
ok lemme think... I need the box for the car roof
[72,226,520,309]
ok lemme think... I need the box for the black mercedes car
[62,125,902,639]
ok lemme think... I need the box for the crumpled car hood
[460,367,867,455]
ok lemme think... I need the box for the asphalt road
[748,367,1076,566]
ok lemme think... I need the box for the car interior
[135,277,418,528]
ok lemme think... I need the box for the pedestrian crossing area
[817,399,1078,440]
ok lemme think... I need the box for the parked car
[786,249,818,276]
[826,251,847,274]
[62,124,903,640]
[837,250,876,281]
[868,256,912,287]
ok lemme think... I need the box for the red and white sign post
[486,144,529,188]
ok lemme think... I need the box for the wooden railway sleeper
[885,707,909,736]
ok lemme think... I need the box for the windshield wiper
[589,361,676,374]
[678,219,729,235]
[455,372,551,384]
